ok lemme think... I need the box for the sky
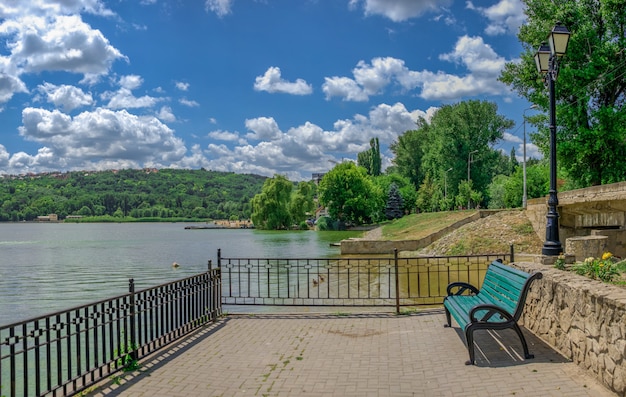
[0,0,541,181]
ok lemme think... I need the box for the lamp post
[467,150,478,182]
[534,22,571,256]
[444,167,452,200]
[522,105,537,209]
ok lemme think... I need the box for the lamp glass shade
[548,24,571,56]
[534,44,551,73]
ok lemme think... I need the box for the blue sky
[0,0,539,180]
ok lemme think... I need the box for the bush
[572,252,620,282]
[315,216,333,231]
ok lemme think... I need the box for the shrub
[572,252,620,282]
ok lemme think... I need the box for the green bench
[443,259,543,365]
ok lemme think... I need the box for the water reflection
[0,223,361,325]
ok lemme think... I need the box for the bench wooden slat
[443,260,542,365]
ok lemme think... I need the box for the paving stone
[86,309,616,397]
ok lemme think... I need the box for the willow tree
[250,175,293,229]
[500,0,626,187]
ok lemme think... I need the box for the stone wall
[512,262,626,396]
[526,181,626,255]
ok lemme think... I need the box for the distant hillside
[0,169,267,221]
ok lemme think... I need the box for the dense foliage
[500,0,626,187]
[0,169,266,221]
[390,100,518,211]
[250,176,316,230]
[318,162,384,225]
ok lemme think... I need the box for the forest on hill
[0,169,267,222]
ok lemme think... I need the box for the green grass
[382,210,478,241]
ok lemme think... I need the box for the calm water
[0,223,359,325]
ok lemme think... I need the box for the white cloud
[119,75,143,90]
[180,98,199,107]
[18,107,186,166]
[349,0,452,22]
[323,57,422,101]
[466,0,525,36]
[103,88,160,109]
[102,76,162,109]
[440,36,505,75]
[417,35,508,100]
[254,67,313,95]
[156,106,176,122]
[0,0,115,19]
[245,117,281,140]
[322,76,368,102]
[0,144,9,165]
[37,83,93,112]
[208,130,241,142]
[205,0,233,17]
[0,73,28,103]
[175,81,190,91]
[2,15,125,79]
[197,102,424,179]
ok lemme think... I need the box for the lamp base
[542,241,563,256]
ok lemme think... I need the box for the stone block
[565,235,608,261]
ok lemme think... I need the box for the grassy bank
[378,210,543,256]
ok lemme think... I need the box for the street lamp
[534,22,571,256]
[467,150,478,182]
[523,105,538,209]
[444,167,453,200]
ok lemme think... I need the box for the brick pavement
[88,309,615,397]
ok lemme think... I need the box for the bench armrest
[469,303,514,323]
[446,282,479,296]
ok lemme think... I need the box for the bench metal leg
[465,326,476,365]
[443,306,452,328]
[512,323,534,359]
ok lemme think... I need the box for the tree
[487,175,508,209]
[250,175,293,229]
[357,137,382,176]
[500,0,626,187]
[390,121,428,189]
[318,162,383,225]
[420,100,514,199]
[392,101,513,203]
[289,181,315,224]
[509,148,519,176]
[416,175,438,213]
[385,183,404,220]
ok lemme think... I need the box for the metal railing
[218,247,513,309]
[0,268,221,397]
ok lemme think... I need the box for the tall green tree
[250,175,293,229]
[289,181,316,224]
[357,137,382,176]
[500,0,626,187]
[318,162,383,225]
[420,100,513,199]
[390,120,429,189]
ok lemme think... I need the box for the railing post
[217,249,222,268]
[208,259,212,271]
[510,244,515,263]
[394,248,400,314]
[129,278,137,362]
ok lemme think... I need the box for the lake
[0,223,360,325]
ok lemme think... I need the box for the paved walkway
[88,309,614,397]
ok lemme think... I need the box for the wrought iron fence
[0,268,221,397]
[218,248,513,308]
